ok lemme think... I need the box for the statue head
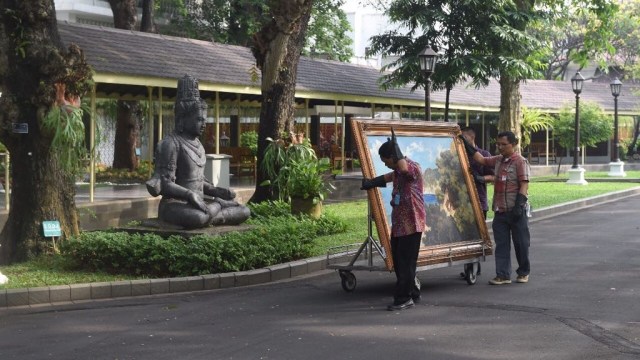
[175,75,207,136]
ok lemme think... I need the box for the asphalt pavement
[1,194,640,359]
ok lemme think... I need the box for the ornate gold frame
[350,119,492,270]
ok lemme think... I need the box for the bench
[219,147,256,178]
[528,142,556,164]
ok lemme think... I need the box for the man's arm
[395,157,408,174]
[459,135,488,165]
[519,181,529,196]
[472,151,487,165]
[361,171,393,190]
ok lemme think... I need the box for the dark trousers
[492,212,530,279]
[391,232,422,304]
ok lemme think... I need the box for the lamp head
[571,72,584,95]
[610,77,622,97]
[418,46,437,75]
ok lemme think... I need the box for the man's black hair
[379,139,394,158]
[497,130,518,145]
[461,127,475,136]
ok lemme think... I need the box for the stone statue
[146,75,251,229]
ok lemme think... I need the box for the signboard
[42,220,62,237]
[12,123,28,134]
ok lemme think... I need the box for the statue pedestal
[205,154,231,188]
[566,167,588,185]
[607,161,627,177]
[120,218,255,239]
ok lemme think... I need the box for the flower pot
[290,197,323,219]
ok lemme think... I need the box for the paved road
[1,195,640,360]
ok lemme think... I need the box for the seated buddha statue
[146,75,250,229]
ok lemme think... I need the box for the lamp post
[418,47,437,121]
[608,77,626,177]
[567,72,587,185]
[610,78,622,162]
[571,71,584,169]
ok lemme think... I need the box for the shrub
[95,161,153,184]
[247,200,291,220]
[60,212,347,278]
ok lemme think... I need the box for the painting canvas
[350,119,492,270]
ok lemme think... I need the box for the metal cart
[327,198,489,292]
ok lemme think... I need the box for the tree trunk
[498,73,522,145]
[249,0,314,203]
[627,116,640,158]
[0,142,78,263]
[109,0,137,29]
[444,86,452,122]
[0,0,91,264]
[141,0,157,33]
[111,100,140,170]
[109,0,142,170]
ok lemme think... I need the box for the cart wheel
[339,270,357,292]
[464,263,477,285]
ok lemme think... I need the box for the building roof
[58,21,640,115]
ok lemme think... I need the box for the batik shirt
[390,158,427,237]
[484,153,530,212]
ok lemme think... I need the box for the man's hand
[510,193,528,220]
[391,128,404,162]
[459,134,477,157]
[361,175,387,190]
[473,172,485,184]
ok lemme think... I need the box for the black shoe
[387,299,415,311]
[411,294,421,303]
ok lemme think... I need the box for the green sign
[42,220,62,237]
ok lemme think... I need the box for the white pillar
[566,168,588,185]
[608,161,627,177]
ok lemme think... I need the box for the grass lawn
[1,176,639,289]
[534,170,640,181]
[312,179,639,255]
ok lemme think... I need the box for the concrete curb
[2,187,639,309]
[0,255,348,309]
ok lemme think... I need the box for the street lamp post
[571,71,584,169]
[610,78,622,162]
[567,72,587,185]
[608,77,626,177]
[418,47,437,121]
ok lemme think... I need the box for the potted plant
[287,156,333,218]
[261,133,334,218]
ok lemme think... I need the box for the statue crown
[176,74,200,103]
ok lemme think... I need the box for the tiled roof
[58,21,639,114]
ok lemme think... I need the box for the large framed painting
[351,119,492,270]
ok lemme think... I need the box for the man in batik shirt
[361,130,426,311]
[460,130,531,285]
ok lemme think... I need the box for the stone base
[566,167,588,185]
[118,218,255,238]
[607,161,627,177]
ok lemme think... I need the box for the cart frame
[327,197,489,292]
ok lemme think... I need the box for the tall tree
[368,0,615,138]
[306,0,353,61]
[0,0,92,263]
[108,0,157,171]
[553,101,613,151]
[605,0,640,158]
[495,0,615,136]
[249,0,314,203]
[528,15,590,80]
[169,0,352,61]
